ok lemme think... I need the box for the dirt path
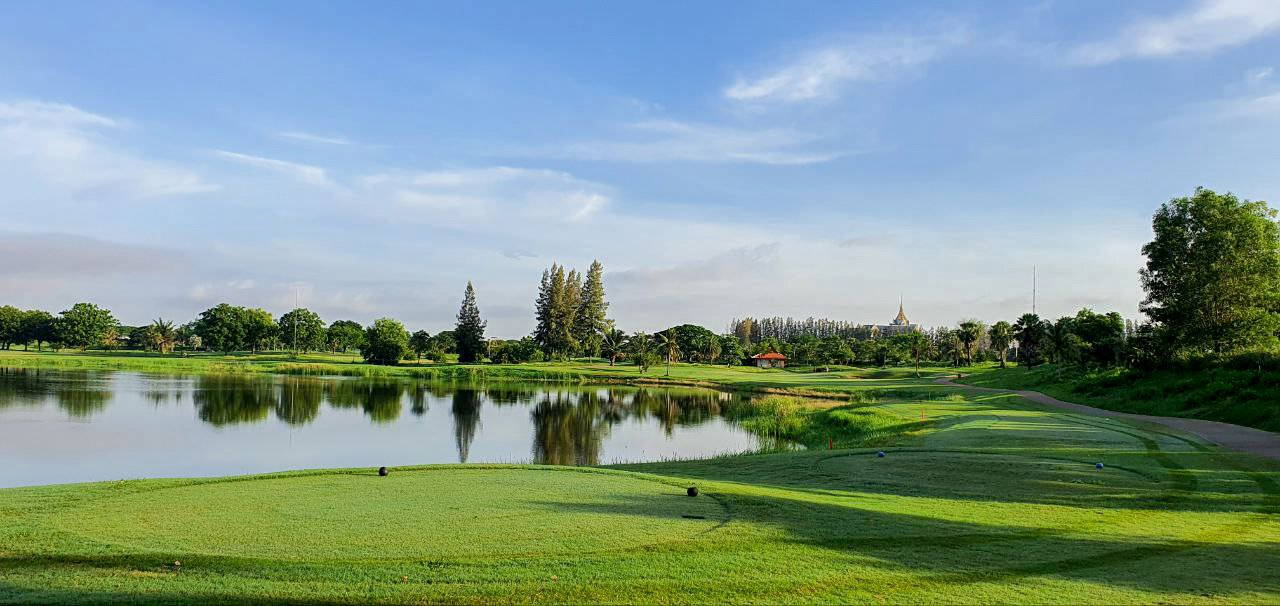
[935,378,1280,462]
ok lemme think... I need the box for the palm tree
[628,332,653,373]
[1013,313,1047,368]
[988,321,1014,368]
[955,320,985,366]
[901,330,931,377]
[148,318,177,354]
[601,328,626,366]
[655,330,680,377]
[1047,318,1074,364]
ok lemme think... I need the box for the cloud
[277,131,353,145]
[362,166,612,224]
[838,234,898,249]
[0,232,188,277]
[0,99,217,199]
[212,150,334,188]
[610,243,782,290]
[725,29,968,103]
[501,249,538,260]
[544,120,843,165]
[1069,0,1280,65]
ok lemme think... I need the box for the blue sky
[2,0,1279,336]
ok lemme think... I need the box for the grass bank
[958,362,1280,432]
[2,380,1277,604]
[0,349,948,399]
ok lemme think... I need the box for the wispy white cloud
[277,131,353,145]
[545,120,844,165]
[1070,0,1280,65]
[212,150,334,188]
[725,28,968,103]
[362,166,612,224]
[0,99,217,198]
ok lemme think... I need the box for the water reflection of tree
[275,377,323,426]
[194,375,276,426]
[0,368,114,419]
[324,379,404,424]
[530,390,607,465]
[451,389,482,462]
[409,386,429,417]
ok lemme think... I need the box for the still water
[0,368,774,488]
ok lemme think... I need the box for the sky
[2,0,1279,337]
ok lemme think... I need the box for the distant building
[865,301,920,337]
[751,351,786,368]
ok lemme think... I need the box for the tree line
[3,188,1275,372]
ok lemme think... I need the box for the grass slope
[2,376,1278,604]
[958,363,1280,432]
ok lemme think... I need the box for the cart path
[935,378,1280,462]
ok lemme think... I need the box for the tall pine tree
[533,267,553,352]
[574,260,609,357]
[455,281,486,363]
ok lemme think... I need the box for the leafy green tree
[55,303,117,350]
[454,281,486,363]
[0,305,22,349]
[718,334,745,366]
[431,330,457,356]
[196,304,247,353]
[361,318,410,365]
[1141,187,1280,355]
[1070,308,1126,367]
[657,324,717,363]
[326,320,364,353]
[20,309,55,351]
[956,320,986,366]
[1013,313,1048,368]
[573,260,609,357]
[895,331,931,377]
[816,335,853,367]
[409,330,432,361]
[601,327,627,366]
[988,321,1014,368]
[1046,317,1076,363]
[279,308,325,353]
[242,308,277,353]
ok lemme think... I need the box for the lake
[0,367,776,488]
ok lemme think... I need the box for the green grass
[2,373,1278,604]
[958,363,1280,432]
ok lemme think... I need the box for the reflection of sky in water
[0,369,768,488]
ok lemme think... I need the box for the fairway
[1,379,1278,604]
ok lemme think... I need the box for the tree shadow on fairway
[528,478,1280,598]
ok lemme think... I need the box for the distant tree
[196,304,247,353]
[144,318,177,353]
[1013,313,1048,368]
[894,331,931,377]
[177,322,201,351]
[655,330,680,376]
[733,317,754,347]
[242,308,277,353]
[279,308,325,353]
[1070,308,1127,367]
[718,334,745,366]
[601,327,627,366]
[533,267,554,354]
[817,335,853,367]
[55,303,117,350]
[361,318,410,365]
[705,334,723,364]
[431,330,457,357]
[657,324,717,363]
[988,321,1014,368]
[0,305,22,349]
[454,281,487,363]
[628,332,655,373]
[1141,187,1280,355]
[326,320,365,353]
[20,309,55,351]
[956,320,986,366]
[573,260,609,357]
[409,330,432,361]
[1046,317,1076,364]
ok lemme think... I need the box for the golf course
[1,357,1277,604]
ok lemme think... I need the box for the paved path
[935,378,1280,462]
